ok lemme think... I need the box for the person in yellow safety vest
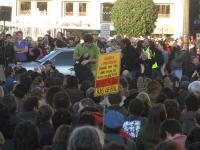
[140,39,156,78]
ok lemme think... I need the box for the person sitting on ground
[181,94,199,134]
[136,92,152,117]
[103,141,128,150]
[188,81,200,98]
[123,98,147,140]
[187,142,200,150]
[164,99,181,121]
[137,104,167,150]
[1,95,22,139]
[186,127,200,148]
[46,86,64,107]
[77,112,97,127]
[68,126,103,150]
[79,106,103,128]
[106,92,128,117]
[73,98,96,113]
[52,91,71,111]
[160,119,186,150]
[104,110,137,150]
[13,121,40,150]
[52,109,72,131]
[17,96,39,124]
[52,125,72,150]
[13,83,29,112]
[64,76,84,105]
[155,140,181,150]
[37,104,54,147]
[147,80,162,103]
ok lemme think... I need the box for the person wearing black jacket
[121,38,140,80]
[0,34,15,66]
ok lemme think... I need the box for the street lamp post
[183,0,190,48]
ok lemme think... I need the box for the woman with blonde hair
[136,92,152,117]
[53,125,72,150]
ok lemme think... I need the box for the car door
[50,51,75,75]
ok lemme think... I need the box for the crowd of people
[0,30,200,150]
[0,31,81,65]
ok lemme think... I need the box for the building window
[79,3,87,16]
[101,3,113,23]
[37,2,48,15]
[19,1,31,15]
[157,5,170,17]
[64,2,73,16]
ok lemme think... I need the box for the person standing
[73,34,99,78]
[121,38,140,80]
[14,31,28,62]
[4,34,15,64]
[169,38,187,80]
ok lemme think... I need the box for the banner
[95,52,121,97]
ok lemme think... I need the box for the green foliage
[111,0,158,37]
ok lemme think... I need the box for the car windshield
[50,51,74,66]
[37,50,56,63]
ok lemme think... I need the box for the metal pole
[3,20,5,33]
[183,0,190,48]
[183,0,189,35]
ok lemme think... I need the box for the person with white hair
[188,81,200,97]
[67,126,104,150]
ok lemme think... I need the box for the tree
[111,0,158,37]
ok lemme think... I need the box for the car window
[50,51,74,66]
[38,50,56,63]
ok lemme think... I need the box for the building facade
[0,0,184,38]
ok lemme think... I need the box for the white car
[10,48,75,75]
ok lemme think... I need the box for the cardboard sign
[95,52,121,97]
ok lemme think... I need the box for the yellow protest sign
[95,52,121,97]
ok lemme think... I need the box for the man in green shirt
[73,34,99,72]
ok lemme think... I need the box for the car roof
[55,47,75,52]
[38,47,75,64]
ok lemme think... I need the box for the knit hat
[104,111,124,129]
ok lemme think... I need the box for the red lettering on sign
[96,76,119,88]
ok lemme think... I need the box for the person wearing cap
[104,110,137,150]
